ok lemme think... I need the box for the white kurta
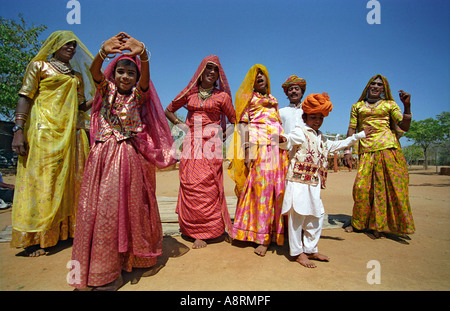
[280,126,366,217]
[279,103,305,134]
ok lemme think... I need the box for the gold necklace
[198,86,214,100]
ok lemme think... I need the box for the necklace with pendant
[198,86,214,101]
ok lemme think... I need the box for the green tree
[402,144,423,165]
[404,113,449,169]
[436,111,450,141]
[436,111,450,166]
[0,15,47,120]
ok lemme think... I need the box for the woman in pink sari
[71,33,175,290]
[165,55,235,249]
[228,64,289,256]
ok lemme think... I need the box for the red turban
[302,92,333,117]
[281,75,306,95]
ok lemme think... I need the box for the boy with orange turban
[279,93,374,268]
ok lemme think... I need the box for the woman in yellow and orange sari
[10,31,94,257]
[228,64,289,256]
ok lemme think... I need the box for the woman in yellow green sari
[343,74,415,238]
[10,31,94,256]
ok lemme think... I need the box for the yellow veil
[29,30,95,99]
[227,64,271,197]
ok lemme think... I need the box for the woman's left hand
[398,90,411,107]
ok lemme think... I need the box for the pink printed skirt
[71,136,163,288]
[232,144,288,245]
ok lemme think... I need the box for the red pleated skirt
[176,133,231,240]
[71,136,162,288]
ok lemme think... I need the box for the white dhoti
[287,209,324,256]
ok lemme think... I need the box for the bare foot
[192,239,207,249]
[25,245,46,257]
[344,225,353,233]
[372,230,383,239]
[296,253,317,268]
[307,252,330,262]
[254,244,268,257]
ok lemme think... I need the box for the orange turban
[302,92,333,117]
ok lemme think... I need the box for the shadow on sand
[122,235,190,286]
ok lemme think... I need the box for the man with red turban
[279,75,307,134]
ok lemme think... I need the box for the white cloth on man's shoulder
[279,103,305,134]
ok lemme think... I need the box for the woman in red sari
[165,55,235,249]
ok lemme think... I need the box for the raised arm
[120,33,149,91]
[397,90,412,132]
[90,33,127,82]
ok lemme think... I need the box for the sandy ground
[0,165,449,292]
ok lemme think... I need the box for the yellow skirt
[11,130,89,249]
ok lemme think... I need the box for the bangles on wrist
[139,42,151,63]
[403,113,412,120]
[15,112,29,123]
[98,41,116,62]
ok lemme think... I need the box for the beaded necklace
[49,57,73,75]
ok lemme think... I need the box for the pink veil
[90,55,176,169]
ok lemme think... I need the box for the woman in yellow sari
[10,31,94,257]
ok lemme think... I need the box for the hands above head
[102,32,128,56]
[101,32,146,57]
[121,35,146,57]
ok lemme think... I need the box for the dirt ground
[0,165,449,292]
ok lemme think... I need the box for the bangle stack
[98,42,116,62]
[139,42,151,63]
[15,112,28,123]
[344,149,352,155]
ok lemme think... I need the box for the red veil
[90,55,176,169]
[171,55,232,131]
